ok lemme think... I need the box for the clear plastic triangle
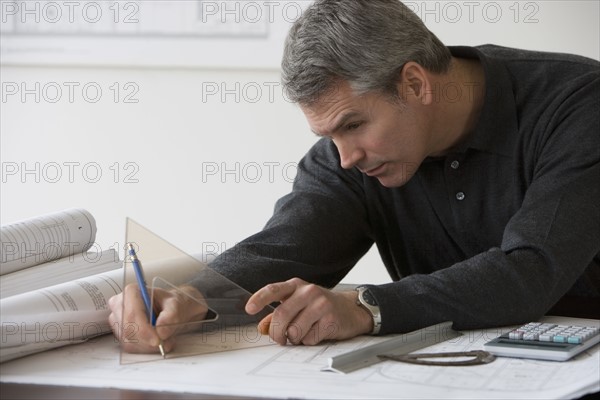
[120,218,274,364]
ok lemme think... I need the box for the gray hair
[281,0,452,105]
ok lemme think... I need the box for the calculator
[483,322,600,361]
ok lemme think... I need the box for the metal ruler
[323,321,461,374]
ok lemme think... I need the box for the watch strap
[355,286,382,335]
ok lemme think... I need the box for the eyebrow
[312,111,361,137]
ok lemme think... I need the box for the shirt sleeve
[209,138,374,293]
[369,75,600,334]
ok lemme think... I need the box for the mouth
[362,163,387,177]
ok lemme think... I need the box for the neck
[428,57,486,157]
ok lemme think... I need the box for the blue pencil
[127,243,165,358]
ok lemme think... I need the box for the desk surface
[2,317,599,400]
[0,383,252,400]
[2,299,599,400]
[1,383,598,400]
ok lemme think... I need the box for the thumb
[258,313,273,335]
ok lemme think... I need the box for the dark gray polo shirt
[210,45,600,334]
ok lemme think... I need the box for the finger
[108,293,123,339]
[119,322,167,354]
[283,306,321,345]
[258,313,273,335]
[246,278,304,315]
[269,297,312,345]
[270,282,332,345]
[119,284,162,352]
[154,286,210,340]
[176,285,210,321]
[151,288,179,336]
[122,287,189,355]
[108,293,122,314]
[301,320,339,345]
[155,294,200,339]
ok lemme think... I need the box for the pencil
[127,243,166,358]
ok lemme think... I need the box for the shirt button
[456,192,465,201]
[450,160,460,170]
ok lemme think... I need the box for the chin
[376,176,405,188]
[376,170,416,187]
[374,161,420,188]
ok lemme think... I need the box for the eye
[346,122,362,131]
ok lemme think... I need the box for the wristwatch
[355,286,382,335]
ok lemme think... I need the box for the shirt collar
[447,46,518,158]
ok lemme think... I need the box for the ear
[396,62,433,106]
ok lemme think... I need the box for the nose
[334,138,365,170]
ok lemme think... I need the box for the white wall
[1,1,599,285]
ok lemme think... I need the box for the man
[109,0,599,352]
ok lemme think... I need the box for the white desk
[1,316,599,400]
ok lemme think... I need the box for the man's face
[301,80,433,188]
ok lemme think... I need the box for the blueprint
[1,316,598,399]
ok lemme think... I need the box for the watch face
[362,289,378,306]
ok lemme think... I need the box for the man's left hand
[245,278,374,345]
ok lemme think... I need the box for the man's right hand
[108,284,209,354]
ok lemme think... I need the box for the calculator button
[567,336,582,344]
[553,335,567,343]
[485,322,600,361]
[509,331,524,340]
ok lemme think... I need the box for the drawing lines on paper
[247,330,600,393]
